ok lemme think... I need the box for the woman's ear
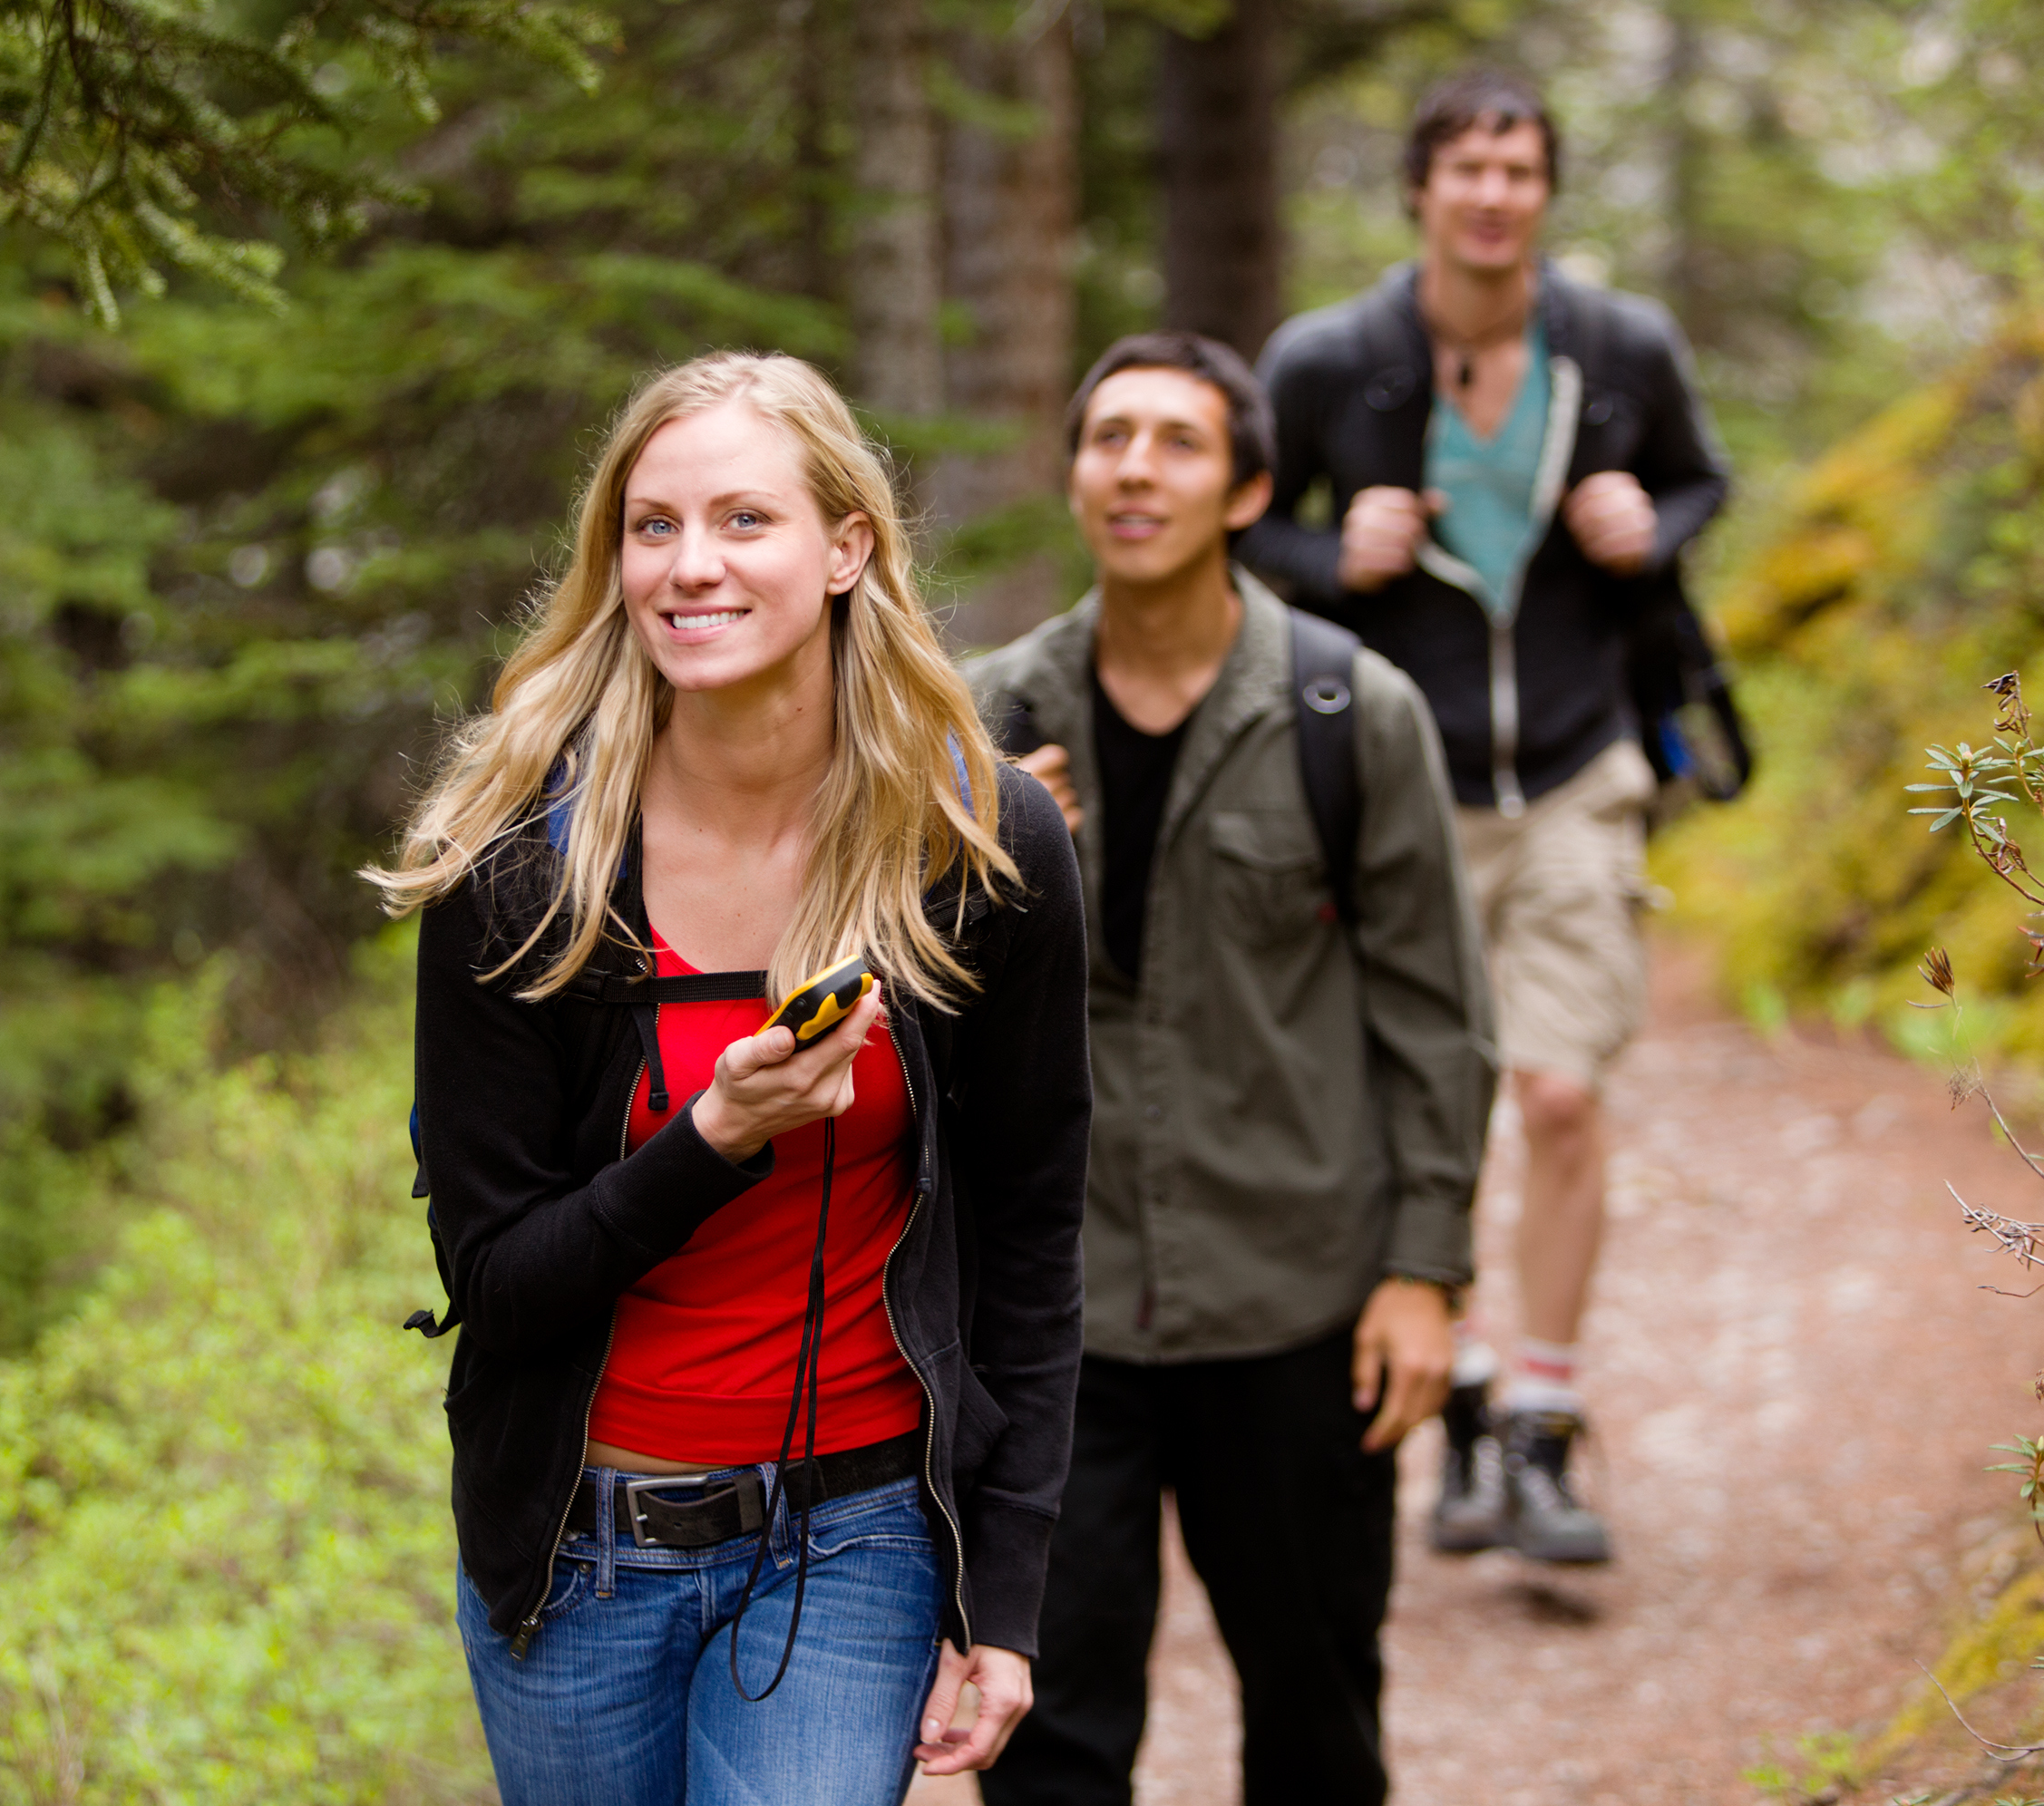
[829,513,875,597]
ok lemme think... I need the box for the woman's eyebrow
[622,488,784,511]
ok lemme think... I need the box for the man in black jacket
[1241,67,1728,1563]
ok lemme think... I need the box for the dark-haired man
[1241,69,1729,1564]
[969,331,1494,1806]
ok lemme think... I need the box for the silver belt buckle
[623,1472,715,1549]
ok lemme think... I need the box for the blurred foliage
[1285,0,2005,471]
[1652,307,2044,1071]
[0,0,605,323]
[0,930,492,1802]
[0,0,852,1344]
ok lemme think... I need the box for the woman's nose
[666,526,725,587]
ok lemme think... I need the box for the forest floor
[910,938,2044,1806]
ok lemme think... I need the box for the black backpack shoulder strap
[1288,607,1366,926]
[988,688,1046,758]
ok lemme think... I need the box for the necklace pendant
[1456,353,1475,389]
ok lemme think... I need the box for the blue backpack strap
[949,733,973,812]
[543,755,575,856]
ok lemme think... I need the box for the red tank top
[585,936,925,1463]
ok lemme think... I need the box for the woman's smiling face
[618,401,871,696]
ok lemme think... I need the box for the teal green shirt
[1424,322,1550,621]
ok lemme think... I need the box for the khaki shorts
[1455,739,1657,1090]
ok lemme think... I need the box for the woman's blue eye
[640,518,673,537]
[730,511,763,529]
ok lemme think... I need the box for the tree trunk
[1661,2,1714,346]
[1156,0,1281,361]
[847,0,943,419]
[933,12,1078,648]
[793,0,832,303]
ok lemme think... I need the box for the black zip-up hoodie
[1240,261,1729,812]
[413,764,1090,1658]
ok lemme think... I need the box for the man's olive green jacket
[967,572,1496,1364]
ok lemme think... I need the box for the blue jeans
[458,1470,943,1806]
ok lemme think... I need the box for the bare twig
[1953,1185,2044,1267]
[1914,1662,2044,1759]
[1979,1091,2044,1184]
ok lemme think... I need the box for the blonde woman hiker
[367,353,1090,1805]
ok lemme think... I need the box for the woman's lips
[661,607,749,638]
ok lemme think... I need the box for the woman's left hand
[913,1640,1032,1775]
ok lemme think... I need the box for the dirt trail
[911,944,2044,1805]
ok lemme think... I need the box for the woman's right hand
[689,985,886,1164]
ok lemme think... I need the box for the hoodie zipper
[880,1039,972,1648]
[508,1043,644,1660]
[1415,354,1583,820]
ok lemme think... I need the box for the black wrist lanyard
[727,1114,836,1701]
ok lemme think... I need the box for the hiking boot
[1501,1408,1612,1565]
[1429,1381,1506,1554]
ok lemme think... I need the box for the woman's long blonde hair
[365,352,1015,1007]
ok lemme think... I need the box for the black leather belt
[569,1431,922,1550]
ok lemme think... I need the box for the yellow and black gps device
[763,955,874,1045]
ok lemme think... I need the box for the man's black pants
[981,1327,1397,1806]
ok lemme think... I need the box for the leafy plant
[0,929,491,1802]
[1990,1435,2044,1546]
[0,0,607,321]
[1741,1728,1861,1800]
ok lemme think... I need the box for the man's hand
[1338,486,1444,593]
[1017,743,1083,836]
[1562,470,1657,576]
[1352,1279,1455,1452]
[914,1641,1033,1776]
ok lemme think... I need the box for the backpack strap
[567,970,770,1005]
[1289,607,1366,927]
[988,690,1046,759]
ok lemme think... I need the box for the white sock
[1450,1335,1498,1391]
[1501,1337,1584,1417]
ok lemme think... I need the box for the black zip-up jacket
[1239,261,1729,811]
[413,764,1090,1658]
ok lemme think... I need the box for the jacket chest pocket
[1207,811,1329,949]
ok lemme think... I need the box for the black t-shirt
[1092,665,1191,981]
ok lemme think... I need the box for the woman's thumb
[727,1027,790,1080]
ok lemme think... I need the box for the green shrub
[1656,316,2044,1073]
[0,928,493,1805]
